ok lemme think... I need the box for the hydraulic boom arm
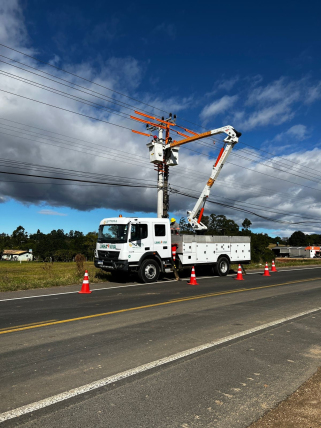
[168,125,241,231]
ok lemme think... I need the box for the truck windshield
[98,224,129,243]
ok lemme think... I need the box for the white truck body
[95,217,251,282]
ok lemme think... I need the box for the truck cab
[94,217,172,282]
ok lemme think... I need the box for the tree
[288,231,307,247]
[207,214,239,235]
[242,218,252,231]
[251,233,274,263]
[11,226,28,248]
[179,217,193,234]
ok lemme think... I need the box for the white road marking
[0,307,319,422]
[1,266,321,302]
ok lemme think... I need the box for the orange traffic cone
[271,260,277,272]
[188,266,199,285]
[235,264,244,280]
[79,270,92,294]
[263,262,271,277]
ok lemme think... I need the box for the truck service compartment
[172,235,251,266]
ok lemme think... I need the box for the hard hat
[171,218,176,223]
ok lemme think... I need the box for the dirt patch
[249,366,321,427]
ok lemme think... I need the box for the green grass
[0,261,111,292]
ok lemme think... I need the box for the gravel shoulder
[249,366,321,428]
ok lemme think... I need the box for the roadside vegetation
[230,259,321,272]
[1,217,320,292]
[0,260,110,292]
[2,258,321,293]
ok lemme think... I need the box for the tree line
[1,217,319,263]
[0,226,97,261]
[179,214,320,263]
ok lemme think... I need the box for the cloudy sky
[0,0,321,237]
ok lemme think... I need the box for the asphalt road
[1,267,321,427]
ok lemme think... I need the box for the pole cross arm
[167,125,241,148]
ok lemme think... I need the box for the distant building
[1,250,33,261]
[272,246,320,259]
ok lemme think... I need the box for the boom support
[168,125,241,231]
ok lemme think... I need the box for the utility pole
[146,114,176,218]
[157,128,164,218]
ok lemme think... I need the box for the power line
[0,170,158,188]
[171,187,321,225]
[0,43,172,115]
[0,69,132,120]
[0,55,145,113]
[0,88,133,130]
[2,40,319,181]
[0,42,220,131]
[2,117,318,214]
[171,183,321,223]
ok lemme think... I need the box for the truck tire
[214,256,230,276]
[138,259,160,283]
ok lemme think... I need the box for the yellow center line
[0,320,57,332]
[1,277,321,335]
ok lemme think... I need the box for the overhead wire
[2,153,321,225]
[171,183,321,223]
[3,52,311,184]
[1,41,320,181]
[0,169,158,188]
[2,44,321,224]
[1,118,318,221]
[0,119,306,204]
[170,187,321,225]
[0,43,177,116]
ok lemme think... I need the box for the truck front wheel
[214,256,230,276]
[138,259,160,283]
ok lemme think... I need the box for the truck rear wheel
[138,259,160,283]
[214,256,230,276]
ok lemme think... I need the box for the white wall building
[1,250,33,261]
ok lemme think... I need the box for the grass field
[1,258,321,292]
[0,261,111,292]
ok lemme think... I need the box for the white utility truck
[94,217,251,282]
[94,124,251,282]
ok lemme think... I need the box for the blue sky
[1,0,321,237]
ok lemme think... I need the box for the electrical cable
[1,118,318,216]
[0,43,175,115]
[2,40,320,181]
[0,170,158,188]
[170,187,321,225]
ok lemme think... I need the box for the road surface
[1,266,321,427]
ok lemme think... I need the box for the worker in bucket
[170,218,180,235]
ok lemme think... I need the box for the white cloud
[206,77,239,97]
[274,124,309,142]
[200,95,238,120]
[0,1,191,216]
[0,0,28,48]
[236,100,295,130]
[153,23,176,39]
[38,210,67,216]
[305,82,321,104]
[235,77,321,131]
[216,76,239,91]
[1,2,321,239]
[246,77,301,106]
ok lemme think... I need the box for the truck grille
[98,250,120,261]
